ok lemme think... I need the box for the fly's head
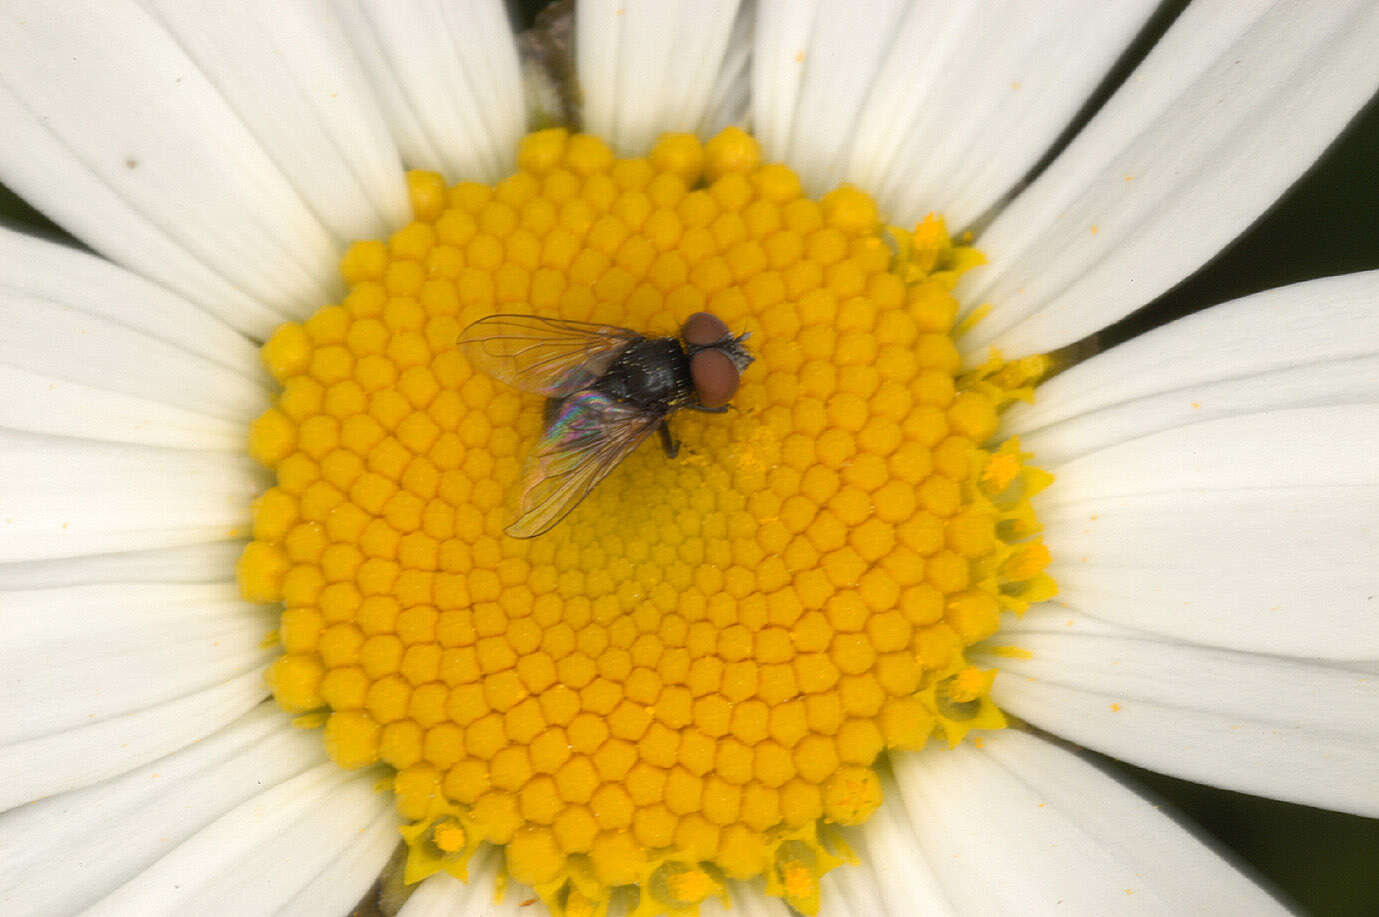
[681,311,754,408]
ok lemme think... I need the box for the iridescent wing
[458,314,642,398]
[507,390,662,538]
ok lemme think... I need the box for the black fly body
[458,312,753,537]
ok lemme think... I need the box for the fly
[458,311,754,538]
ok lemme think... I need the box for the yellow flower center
[238,127,1054,915]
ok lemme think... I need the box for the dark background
[3,1,1375,912]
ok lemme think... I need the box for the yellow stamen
[433,821,466,854]
[948,665,989,703]
[239,127,1054,915]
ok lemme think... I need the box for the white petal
[0,2,345,337]
[275,804,400,917]
[0,541,242,591]
[0,228,260,373]
[1022,354,1379,469]
[1044,486,1379,658]
[338,0,524,180]
[578,0,744,155]
[964,1,1379,354]
[397,847,524,916]
[574,0,623,151]
[0,431,264,562]
[0,666,266,810]
[819,776,954,917]
[0,289,265,420]
[753,0,909,193]
[0,583,271,745]
[991,602,1159,642]
[1043,404,1376,497]
[698,0,756,138]
[140,0,411,241]
[1041,405,1379,657]
[817,856,890,917]
[750,0,819,162]
[891,730,1286,913]
[0,704,321,914]
[0,364,245,451]
[92,762,392,916]
[850,1,1157,228]
[0,290,266,448]
[975,626,1379,816]
[1007,271,1379,464]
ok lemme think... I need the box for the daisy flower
[2,1,1377,915]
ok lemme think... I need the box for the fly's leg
[659,421,679,458]
[666,405,727,456]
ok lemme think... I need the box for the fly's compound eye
[681,311,730,346]
[690,349,740,407]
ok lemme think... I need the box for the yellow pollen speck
[987,646,1033,660]
[666,867,718,903]
[238,127,1054,916]
[981,451,1020,491]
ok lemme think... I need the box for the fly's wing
[458,314,641,397]
[507,390,662,538]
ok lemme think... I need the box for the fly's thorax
[594,336,696,411]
